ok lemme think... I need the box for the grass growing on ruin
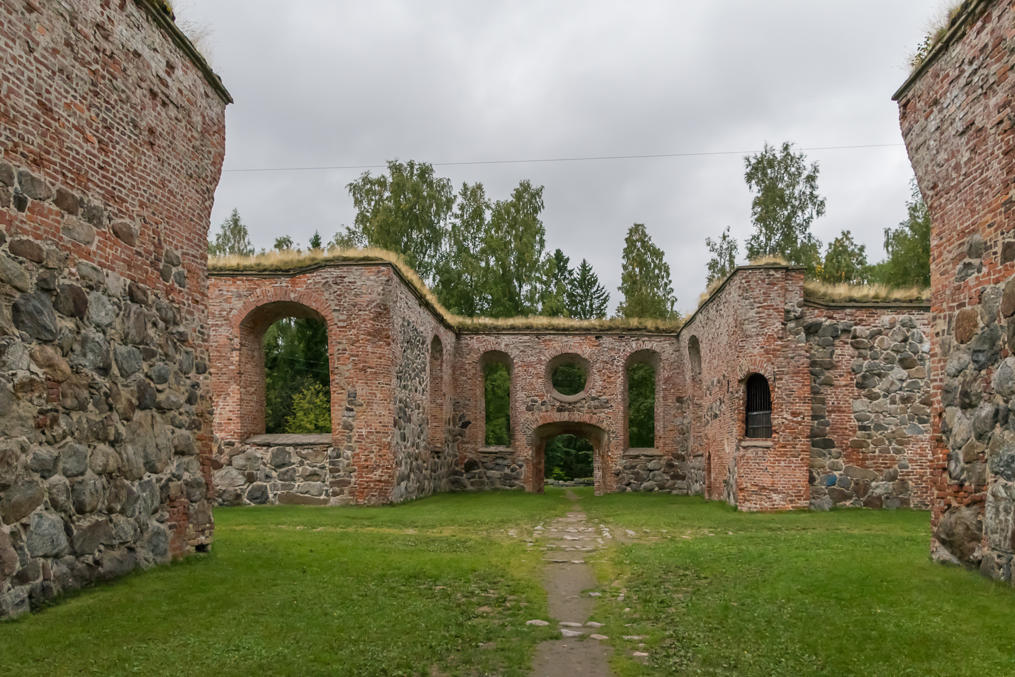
[0,491,570,677]
[580,492,1015,677]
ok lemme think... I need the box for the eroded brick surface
[896,0,1015,579]
[0,1,228,617]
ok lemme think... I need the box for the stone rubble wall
[896,0,1015,580]
[801,309,934,510]
[213,438,355,506]
[389,277,457,503]
[0,1,228,617]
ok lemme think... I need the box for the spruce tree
[617,223,677,319]
[566,259,609,319]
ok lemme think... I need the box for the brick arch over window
[215,290,335,442]
[624,349,660,449]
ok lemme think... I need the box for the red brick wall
[208,263,457,504]
[452,332,685,494]
[0,0,228,617]
[896,0,1015,579]
[679,266,812,511]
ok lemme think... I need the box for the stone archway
[531,421,609,494]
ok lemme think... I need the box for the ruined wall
[452,332,686,495]
[0,1,229,617]
[800,306,933,510]
[215,436,340,506]
[896,0,1015,579]
[208,264,455,505]
[679,266,813,511]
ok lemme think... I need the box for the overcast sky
[176,0,948,315]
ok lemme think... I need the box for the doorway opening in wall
[263,316,331,433]
[544,434,594,483]
[533,422,607,492]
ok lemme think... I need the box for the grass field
[2,489,1013,676]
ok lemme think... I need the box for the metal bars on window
[745,373,772,438]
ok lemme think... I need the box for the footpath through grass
[579,491,1015,677]
[0,491,570,677]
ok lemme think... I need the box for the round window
[546,354,591,401]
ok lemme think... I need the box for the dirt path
[529,489,613,676]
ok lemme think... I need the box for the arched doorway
[531,422,609,494]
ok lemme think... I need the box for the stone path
[529,489,614,676]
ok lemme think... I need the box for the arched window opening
[482,352,511,446]
[428,337,445,452]
[544,434,594,483]
[263,315,331,434]
[687,336,702,384]
[626,352,658,448]
[745,373,772,438]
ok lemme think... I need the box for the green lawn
[579,492,1015,676]
[0,492,569,677]
[2,490,1014,676]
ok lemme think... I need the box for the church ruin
[208,257,935,513]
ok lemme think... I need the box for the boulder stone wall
[0,1,229,617]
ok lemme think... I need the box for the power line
[221,143,905,174]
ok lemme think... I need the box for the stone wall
[896,0,1015,580]
[213,435,354,506]
[801,308,934,510]
[0,1,229,617]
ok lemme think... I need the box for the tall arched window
[625,350,659,448]
[481,351,512,446]
[428,336,445,452]
[745,373,772,438]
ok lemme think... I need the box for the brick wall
[209,260,935,516]
[896,0,1015,580]
[679,266,813,511]
[0,0,228,617]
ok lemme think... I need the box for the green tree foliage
[868,182,931,288]
[208,208,254,256]
[617,223,677,319]
[704,226,739,285]
[436,183,491,317]
[483,362,510,446]
[627,362,655,448]
[819,230,869,284]
[550,363,587,396]
[329,226,366,250]
[540,249,572,317]
[273,235,295,251]
[284,381,331,434]
[485,181,549,317]
[566,259,610,319]
[743,142,824,272]
[308,230,323,250]
[544,435,593,481]
[347,160,454,284]
[263,317,330,434]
